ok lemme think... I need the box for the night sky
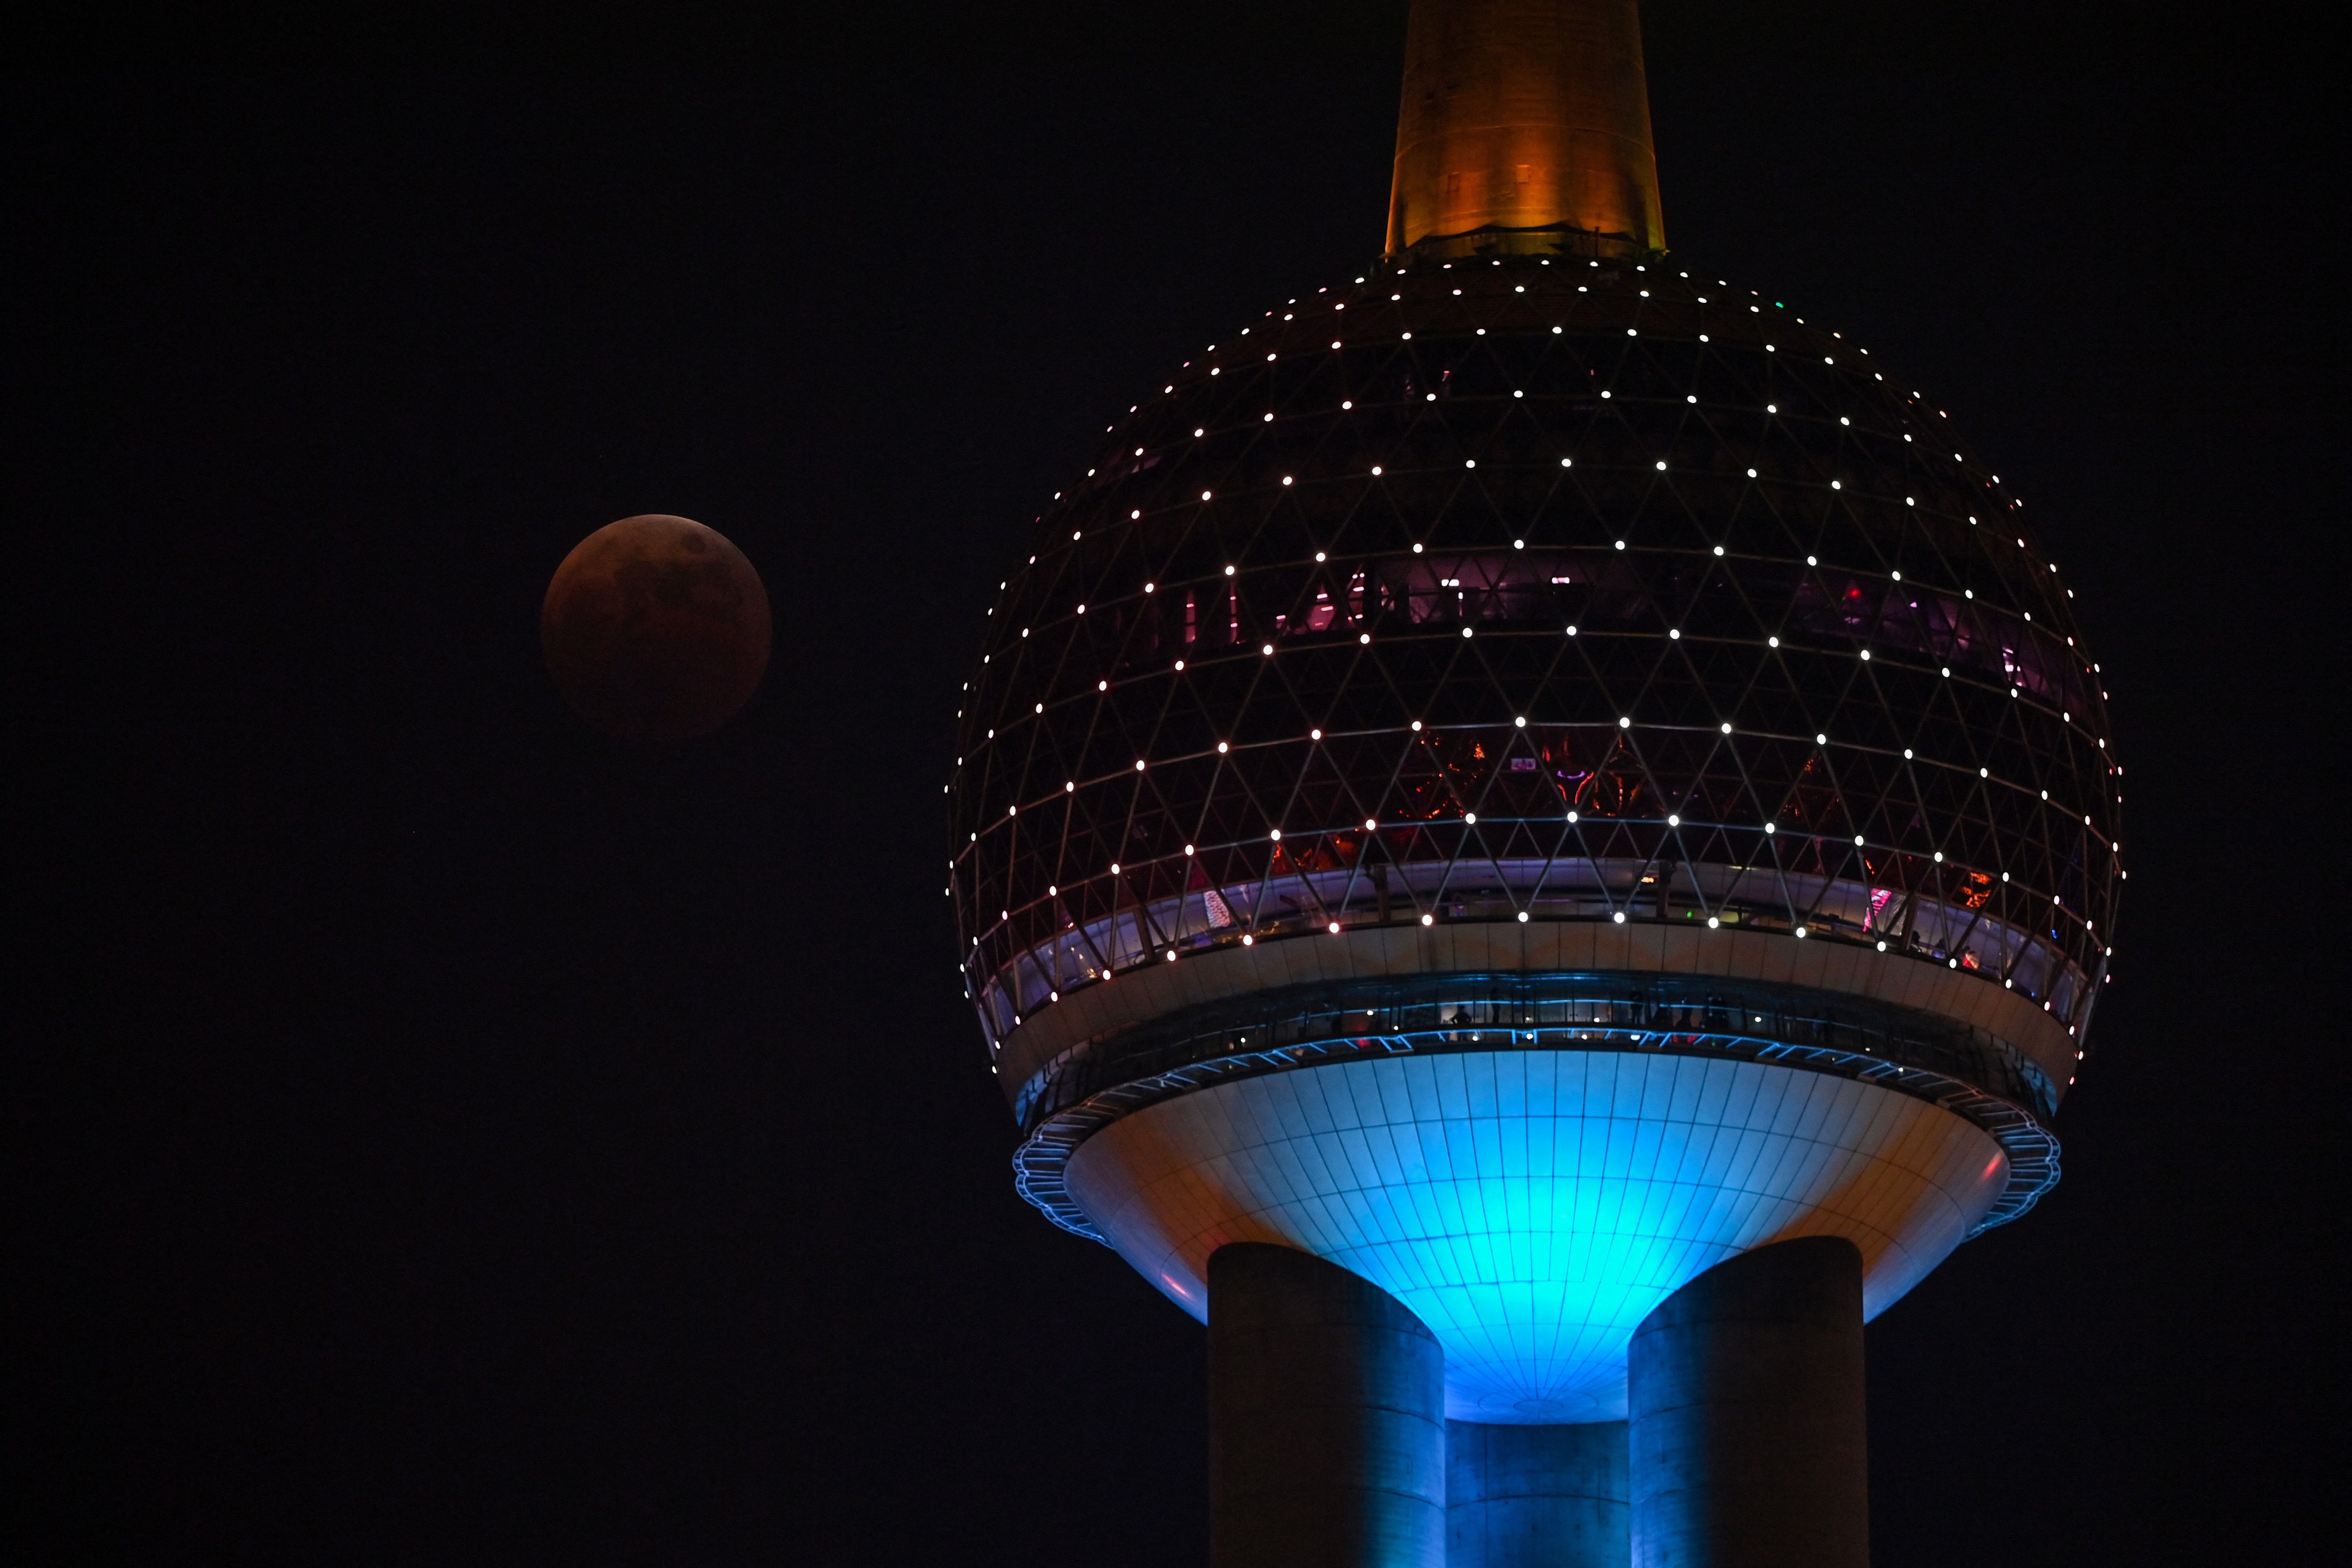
[11,4,2337,1562]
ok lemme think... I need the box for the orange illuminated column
[1386,0,1666,255]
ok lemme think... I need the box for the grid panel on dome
[950,259,2121,1096]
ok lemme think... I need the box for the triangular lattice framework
[950,258,2122,1097]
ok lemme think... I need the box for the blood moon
[541,514,770,744]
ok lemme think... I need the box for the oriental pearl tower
[948,3,2121,1563]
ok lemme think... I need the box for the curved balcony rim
[1010,969,2060,1246]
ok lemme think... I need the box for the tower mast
[1386,0,1666,260]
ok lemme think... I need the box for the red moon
[541,514,771,744]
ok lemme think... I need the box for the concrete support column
[1447,1420,1629,1567]
[1627,1236,1868,1568]
[1209,1243,1447,1568]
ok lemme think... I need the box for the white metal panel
[1066,1051,2005,1423]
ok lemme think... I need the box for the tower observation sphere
[947,0,2119,1555]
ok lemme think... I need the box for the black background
[10,3,2339,1562]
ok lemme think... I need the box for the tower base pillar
[1209,1243,1446,1568]
[1447,1418,1629,1566]
[1627,1236,1868,1568]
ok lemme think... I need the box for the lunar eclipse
[541,514,771,744]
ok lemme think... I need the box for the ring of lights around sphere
[953,261,2116,1059]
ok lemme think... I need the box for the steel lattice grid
[949,257,2121,1073]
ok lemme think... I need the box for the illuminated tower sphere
[949,0,2120,1559]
